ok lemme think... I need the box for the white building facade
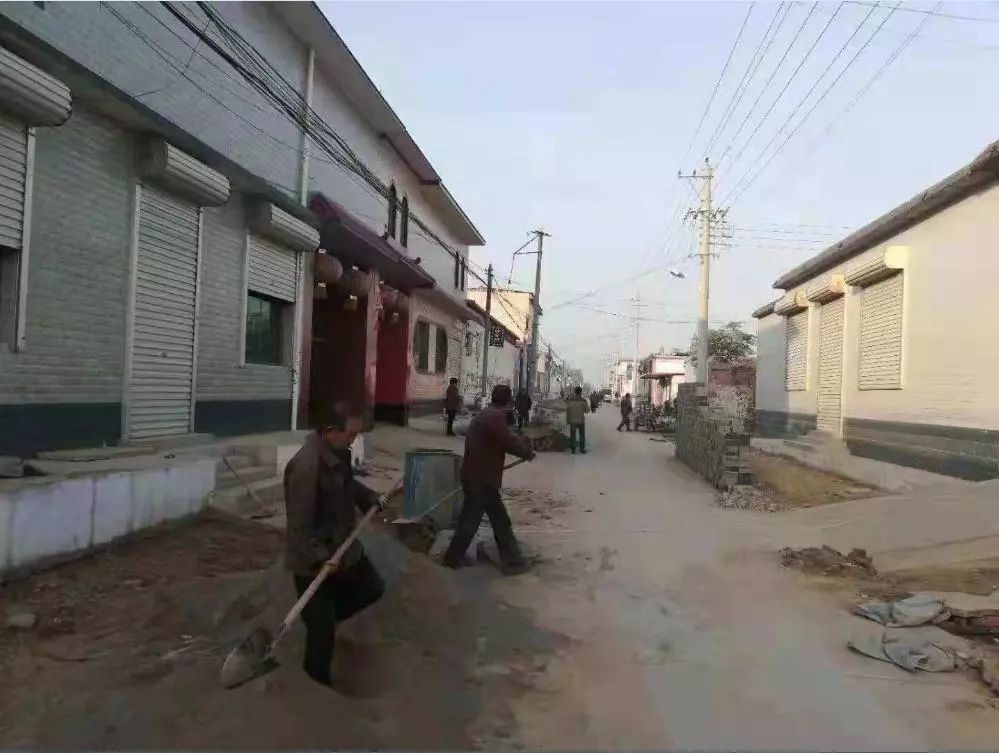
[752,141,999,481]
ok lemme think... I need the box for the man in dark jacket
[283,404,388,689]
[514,388,532,431]
[565,386,590,454]
[617,392,633,432]
[444,377,461,436]
[444,384,535,574]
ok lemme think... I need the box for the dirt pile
[746,450,873,509]
[779,545,877,577]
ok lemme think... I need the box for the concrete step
[215,464,278,490]
[783,439,817,453]
[209,475,284,516]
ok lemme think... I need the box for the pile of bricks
[675,383,754,489]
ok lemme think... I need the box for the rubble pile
[716,485,780,513]
[779,545,877,577]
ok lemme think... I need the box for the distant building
[638,351,687,406]
[461,299,521,405]
[752,140,999,480]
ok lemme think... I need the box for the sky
[323,0,999,384]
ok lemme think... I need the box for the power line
[845,0,999,24]
[704,1,790,158]
[717,1,846,184]
[717,2,819,167]
[681,2,756,164]
[722,1,892,205]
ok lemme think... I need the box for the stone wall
[676,383,753,489]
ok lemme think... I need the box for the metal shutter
[817,298,844,432]
[129,185,200,439]
[248,234,297,302]
[784,310,808,391]
[0,113,27,249]
[859,273,903,390]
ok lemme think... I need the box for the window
[435,325,448,373]
[464,331,473,356]
[460,258,466,291]
[453,254,460,289]
[784,310,808,390]
[387,183,398,239]
[0,246,19,347]
[400,196,409,248]
[859,273,904,390]
[245,292,286,365]
[413,319,430,372]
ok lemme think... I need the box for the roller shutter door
[0,113,27,249]
[784,310,808,391]
[129,185,200,439]
[859,273,904,390]
[817,298,844,432]
[248,234,297,302]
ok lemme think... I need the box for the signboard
[489,325,505,348]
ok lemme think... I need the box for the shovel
[220,475,403,690]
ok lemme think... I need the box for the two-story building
[752,140,999,481]
[0,2,483,456]
[460,299,521,405]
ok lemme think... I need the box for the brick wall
[675,383,753,490]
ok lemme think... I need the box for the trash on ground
[848,629,957,673]
[855,594,950,627]
[717,485,780,513]
[779,545,877,576]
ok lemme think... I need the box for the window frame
[413,318,431,373]
[400,195,409,247]
[387,182,398,239]
[434,325,449,373]
[244,291,289,366]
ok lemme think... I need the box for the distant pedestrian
[617,392,633,432]
[514,388,532,431]
[589,391,600,413]
[565,386,590,454]
[443,384,536,575]
[444,378,461,436]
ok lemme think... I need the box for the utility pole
[526,229,549,397]
[479,264,493,398]
[632,290,641,397]
[680,158,726,383]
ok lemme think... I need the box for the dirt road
[490,409,998,750]
[3,411,997,749]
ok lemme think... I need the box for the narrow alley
[3,408,997,750]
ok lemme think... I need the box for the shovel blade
[220,626,279,689]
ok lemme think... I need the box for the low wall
[754,409,816,439]
[676,383,752,489]
[0,459,215,578]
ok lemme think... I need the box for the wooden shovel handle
[270,476,403,652]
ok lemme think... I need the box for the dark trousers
[292,553,385,686]
[517,411,528,430]
[617,415,631,431]
[445,409,457,435]
[569,422,586,452]
[443,483,523,567]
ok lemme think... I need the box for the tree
[688,321,756,367]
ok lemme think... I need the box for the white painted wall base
[0,459,215,577]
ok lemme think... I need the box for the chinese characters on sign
[489,324,505,348]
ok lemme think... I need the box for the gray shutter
[0,113,26,249]
[859,273,904,390]
[784,310,808,391]
[129,185,200,439]
[248,234,297,302]
[817,297,844,432]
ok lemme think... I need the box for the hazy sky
[324,0,999,383]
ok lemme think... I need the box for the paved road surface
[485,408,996,750]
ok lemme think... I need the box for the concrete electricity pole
[479,263,493,398]
[680,159,726,383]
[526,229,549,397]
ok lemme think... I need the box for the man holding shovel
[282,403,389,689]
[443,384,535,575]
